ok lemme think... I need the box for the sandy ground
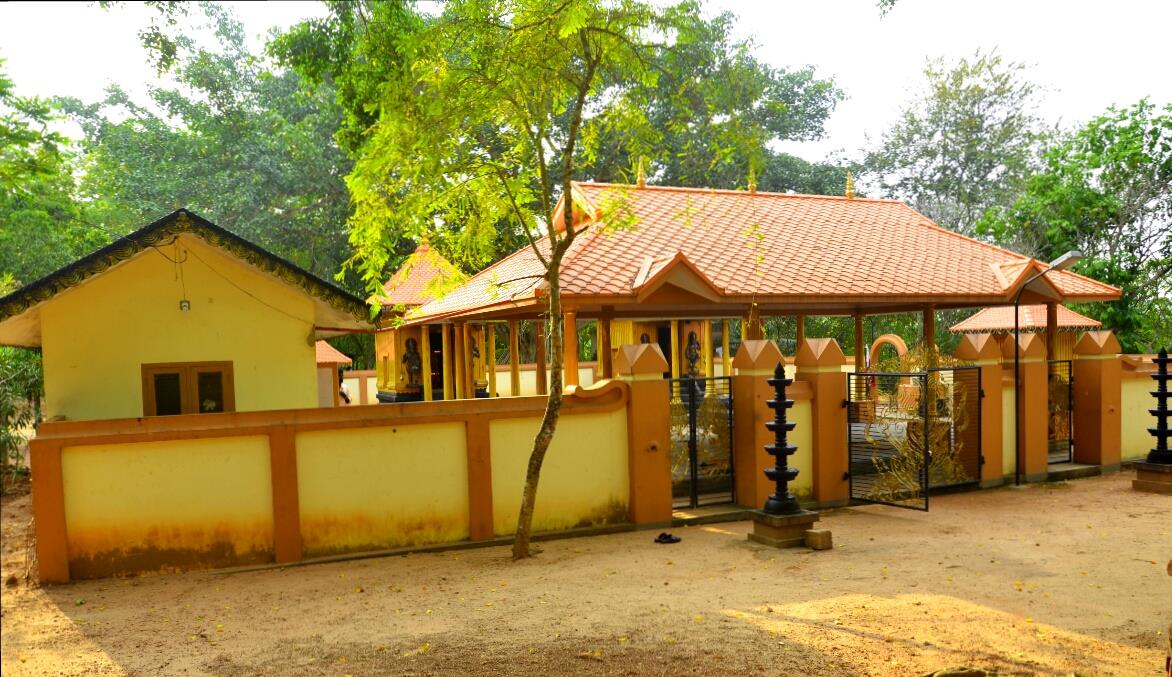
[1,471,1169,676]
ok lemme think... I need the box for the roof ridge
[571,180,902,204]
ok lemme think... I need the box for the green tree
[979,101,1172,352]
[63,4,358,287]
[865,50,1046,235]
[342,0,778,558]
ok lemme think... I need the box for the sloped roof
[409,182,1120,322]
[949,304,1102,334]
[315,340,353,365]
[0,209,375,347]
[375,240,466,309]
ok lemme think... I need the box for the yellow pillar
[854,313,865,372]
[564,310,579,387]
[486,324,497,397]
[598,316,613,379]
[703,320,714,378]
[669,320,681,379]
[535,321,547,395]
[421,325,434,402]
[453,323,467,399]
[1046,302,1058,360]
[509,320,521,397]
[721,319,731,378]
[462,322,475,397]
[441,324,453,400]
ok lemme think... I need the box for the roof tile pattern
[412,182,1120,320]
[315,340,352,365]
[949,304,1102,333]
[377,241,467,308]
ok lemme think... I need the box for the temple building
[949,303,1102,361]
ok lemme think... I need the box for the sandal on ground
[654,532,681,544]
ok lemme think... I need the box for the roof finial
[636,156,646,188]
[748,167,757,194]
[845,171,855,200]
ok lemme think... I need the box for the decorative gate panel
[847,367,982,511]
[669,376,734,508]
[1047,360,1074,464]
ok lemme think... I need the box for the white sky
[1,0,1169,164]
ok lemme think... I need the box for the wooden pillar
[441,324,453,400]
[795,338,849,506]
[564,310,579,387]
[599,316,613,379]
[721,319,731,378]
[956,333,1004,486]
[486,324,497,398]
[853,313,865,372]
[703,320,715,378]
[615,343,672,524]
[508,320,521,396]
[1046,302,1058,360]
[421,325,434,401]
[795,314,806,347]
[535,320,547,395]
[670,320,681,379]
[1072,331,1123,470]
[732,340,785,509]
[922,305,937,350]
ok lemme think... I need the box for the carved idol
[639,332,652,344]
[403,337,423,387]
[685,330,701,377]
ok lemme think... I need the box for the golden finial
[845,171,855,199]
[748,167,757,194]
[636,156,646,188]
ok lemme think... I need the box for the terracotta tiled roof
[315,340,352,365]
[949,304,1102,333]
[410,182,1121,321]
[375,241,466,309]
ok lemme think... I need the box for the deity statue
[403,337,423,388]
[639,332,652,344]
[685,330,701,377]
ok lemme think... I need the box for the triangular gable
[631,251,723,303]
[0,209,374,347]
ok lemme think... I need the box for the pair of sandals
[654,532,681,544]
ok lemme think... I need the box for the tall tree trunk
[512,254,565,560]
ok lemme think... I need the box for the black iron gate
[669,376,733,508]
[846,367,982,511]
[1047,359,1073,464]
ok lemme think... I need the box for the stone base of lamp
[1133,461,1172,494]
[747,509,821,548]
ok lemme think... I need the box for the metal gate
[669,376,733,508]
[846,367,982,511]
[1047,359,1073,464]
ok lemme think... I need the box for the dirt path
[2,471,1169,676]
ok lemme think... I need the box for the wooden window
[141,362,235,416]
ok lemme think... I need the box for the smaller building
[315,340,353,407]
[0,209,374,421]
[949,304,1102,360]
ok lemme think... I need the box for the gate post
[1072,331,1122,471]
[956,333,1003,487]
[732,340,785,509]
[795,338,849,507]
[1004,333,1049,481]
[615,343,672,525]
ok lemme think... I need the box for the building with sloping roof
[397,181,1120,400]
[0,209,375,420]
[950,304,1103,361]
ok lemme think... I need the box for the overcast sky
[1,0,1168,164]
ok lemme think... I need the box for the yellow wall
[295,423,470,556]
[492,366,596,397]
[41,234,317,421]
[1121,378,1156,462]
[61,435,274,577]
[490,410,628,536]
[1002,383,1017,477]
[789,398,814,498]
